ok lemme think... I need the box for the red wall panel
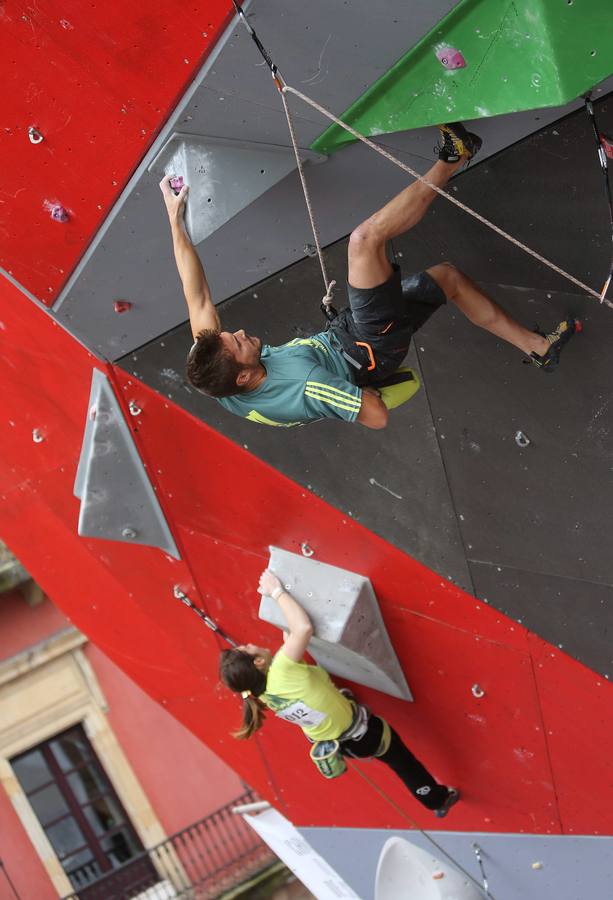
[2,272,613,835]
[0,1,233,302]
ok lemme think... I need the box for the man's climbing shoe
[437,122,482,164]
[434,787,460,818]
[527,317,582,372]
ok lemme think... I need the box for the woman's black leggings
[341,715,449,810]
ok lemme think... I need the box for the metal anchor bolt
[471,683,485,698]
[515,430,531,448]
[32,428,44,443]
[121,527,137,539]
[300,542,314,557]
[128,400,141,417]
[28,126,43,144]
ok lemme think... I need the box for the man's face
[220,330,262,370]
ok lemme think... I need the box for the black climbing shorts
[329,264,446,386]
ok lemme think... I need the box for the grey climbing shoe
[527,317,582,372]
[434,787,460,818]
[437,123,482,163]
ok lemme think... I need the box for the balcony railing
[62,788,276,900]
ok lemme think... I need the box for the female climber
[219,568,460,817]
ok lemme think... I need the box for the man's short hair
[186,329,243,398]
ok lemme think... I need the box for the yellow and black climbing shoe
[527,317,582,372]
[436,123,482,164]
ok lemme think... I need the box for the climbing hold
[435,46,466,69]
[114,300,132,314]
[170,175,184,194]
[515,430,531,448]
[601,134,613,160]
[32,429,44,444]
[532,862,544,870]
[45,203,69,223]
[261,547,413,700]
[128,400,141,417]
[74,370,179,558]
[471,683,485,698]
[28,126,43,144]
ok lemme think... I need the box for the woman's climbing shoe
[437,123,482,164]
[527,318,582,372]
[434,787,460,818]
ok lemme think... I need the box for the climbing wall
[2,2,613,897]
[0,1,233,303]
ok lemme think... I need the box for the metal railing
[62,788,275,900]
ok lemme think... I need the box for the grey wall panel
[300,827,613,900]
[468,563,613,680]
[120,232,474,594]
[50,0,613,359]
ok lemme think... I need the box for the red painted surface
[1,273,613,839]
[0,588,66,655]
[0,791,56,900]
[0,1,233,303]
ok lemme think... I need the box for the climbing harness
[173,585,238,647]
[231,1,613,312]
[584,93,613,302]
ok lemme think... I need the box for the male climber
[160,122,579,430]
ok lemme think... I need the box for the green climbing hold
[311,0,613,155]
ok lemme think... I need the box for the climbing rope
[231,0,337,318]
[283,84,613,310]
[173,586,238,647]
[348,763,495,898]
[231,0,613,311]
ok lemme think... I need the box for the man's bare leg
[347,158,465,290]
[427,263,549,357]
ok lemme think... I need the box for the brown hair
[186,329,244,398]
[219,649,268,740]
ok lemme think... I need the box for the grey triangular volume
[259,547,412,701]
[149,132,326,245]
[74,369,180,559]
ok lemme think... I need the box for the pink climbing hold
[114,300,132,314]
[170,175,184,195]
[436,47,467,70]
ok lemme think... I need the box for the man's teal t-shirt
[217,332,363,427]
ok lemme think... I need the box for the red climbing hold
[601,134,613,161]
[114,300,132,314]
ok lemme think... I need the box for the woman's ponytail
[219,649,268,740]
[233,695,266,740]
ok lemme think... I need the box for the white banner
[242,808,362,900]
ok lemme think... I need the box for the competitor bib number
[274,701,327,728]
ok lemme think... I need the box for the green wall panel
[311,0,613,154]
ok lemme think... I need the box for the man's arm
[258,570,313,663]
[159,176,220,339]
[357,387,389,429]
